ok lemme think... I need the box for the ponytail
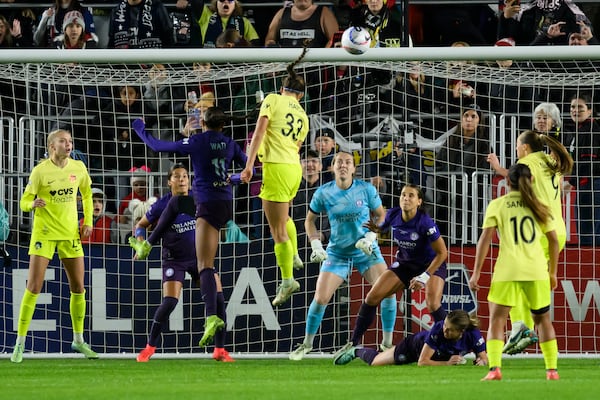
[508,163,551,224]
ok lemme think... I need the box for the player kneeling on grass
[470,164,560,381]
[334,309,488,367]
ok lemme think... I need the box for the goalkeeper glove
[355,231,377,256]
[309,239,328,263]
[128,237,152,260]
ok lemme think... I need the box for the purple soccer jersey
[133,120,247,203]
[424,320,486,360]
[147,195,196,263]
[380,207,444,268]
[398,320,486,363]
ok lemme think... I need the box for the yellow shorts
[259,162,302,203]
[29,237,84,260]
[488,280,551,311]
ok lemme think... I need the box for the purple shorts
[163,259,199,283]
[388,261,447,287]
[196,200,232,230]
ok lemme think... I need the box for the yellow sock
[70,291,86,335]
[17,289,39,337]
[540,339,558,370]
[285,217,298,256]
[487,339,504,369]
[509,297,534,330]
[274,240,293,280]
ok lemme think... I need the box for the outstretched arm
[132,118,180,153]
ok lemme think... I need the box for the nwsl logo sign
[409,264,477,330]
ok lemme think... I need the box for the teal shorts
[321,247,385,281]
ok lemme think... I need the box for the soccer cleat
[293,254,304,270]
[271,280,300,306]
[481,367,502,381]
[379,343,393,352]
[289,343,313,361]
[136,344,156,362]
[128,237,152,260]
[333,342,356,365]
[502,323,528,354]
[198,315,225,347]
[546,369,560,380]
[506,329,539,355]
[10,343,24,363]
[213,347,235,362]
[71,341,99,359]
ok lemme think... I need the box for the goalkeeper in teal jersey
[289,151,397,361]
[11,129,98,363]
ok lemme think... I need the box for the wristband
[135,227,146,239]
[415,271,430,284]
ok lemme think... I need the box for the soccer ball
[341,26,371,55]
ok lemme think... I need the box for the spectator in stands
[349,0,410,48]
[313,127,336,183]
[292,149,329,251]
[435,103,490,242]
[334,309,487,367]
[80,188,117,244]
[191,0,260,48]
[290,151,396,361]
[265,0,338,48]
[563,93,600,246]
[53,10,96,49]
[0,13,32,47]
[118,166,150,224]
[181,92,216,137]
[0,5,35,48]
[108,0,173,49]
[34,0,97,48]
[498,0,590,46]
[568,23,599,45]
[533,102,562,142]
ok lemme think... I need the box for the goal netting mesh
[1,47,599,356]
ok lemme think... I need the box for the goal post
[1,46,599,356]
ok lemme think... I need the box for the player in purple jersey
[129,164,203,362]
[334,309,488,366]
[132,107,247,361]
[334,184,448,361]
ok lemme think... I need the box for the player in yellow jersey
[11,129,97,363]
[241,47,309,306]
[487,130,572,354]
[470,163,560,381]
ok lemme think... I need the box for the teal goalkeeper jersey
[20,158,93,240]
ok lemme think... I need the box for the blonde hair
[47,129,71,152]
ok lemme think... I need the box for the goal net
[1,47,599,356]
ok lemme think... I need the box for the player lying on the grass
[289,151,397,361]
[133,107,246,360]
[470,163,560,381]
[333,183,448,360]
[334,309,487,366]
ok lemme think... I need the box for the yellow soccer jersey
[20,158,93,240]
[257,93,309,164]
[483,191,556,282]
[518,151,565,238]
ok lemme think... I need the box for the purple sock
[430,306,447,322]
[356,348,379,365]
[351,303,377,346]
[214,292,226,348]
[199,268,217,316]
[148,296,178,347]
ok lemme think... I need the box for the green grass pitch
[0,357,598,400]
